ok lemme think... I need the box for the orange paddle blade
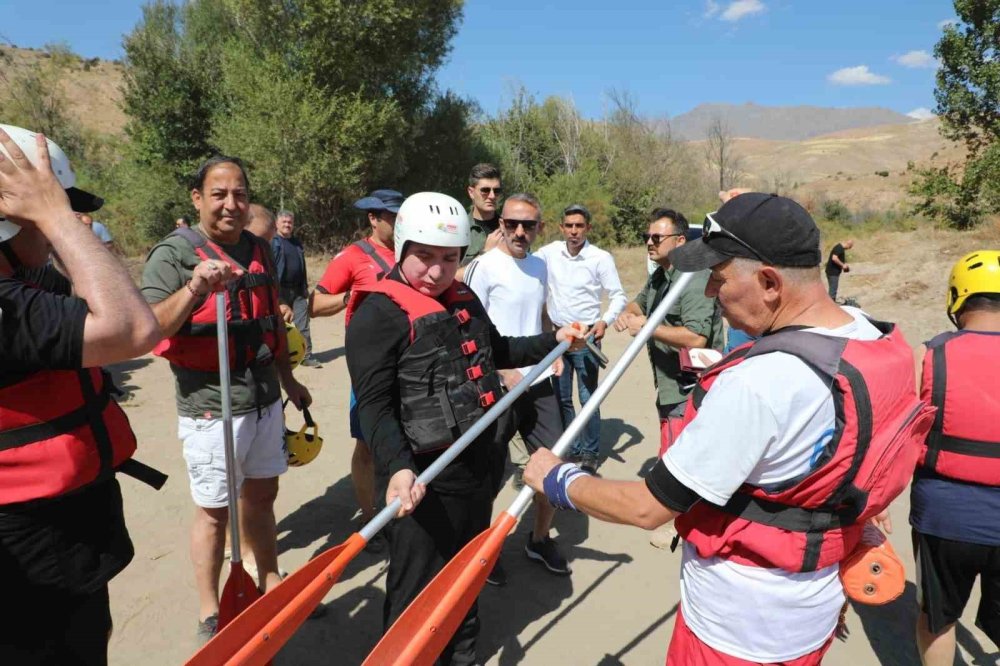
[187,532,367,666]
[363,512,518,666]
[218,562,260,629]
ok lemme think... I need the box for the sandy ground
[106,228,1000,665]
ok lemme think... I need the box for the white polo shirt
[464,248,552,385]
[534,240,627,328]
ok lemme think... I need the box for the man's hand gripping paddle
[363,272,696,666]
[185,338,572,666]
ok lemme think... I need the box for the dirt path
[107,229,998,665]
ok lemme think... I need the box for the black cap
[353,188,404,213]
[562,203,591,223]
[67,187,104,213]
[669,193,821,271]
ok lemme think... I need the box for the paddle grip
[506,271,696,518]
[216,292,245,565]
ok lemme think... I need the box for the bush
[820,199,852,223]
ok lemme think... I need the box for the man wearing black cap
[525,193,924,664]
[0,126,162,664]
[272,210,319,367]
[311,188,402,545]
[613,208,722,455]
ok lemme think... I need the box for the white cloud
[938,19,957,29]
[827,65,892,86]
[704,0,721,18]
[907,107,936,120]
[720,0,765,22]
[893,50,936,68]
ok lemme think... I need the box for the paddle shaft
[506,271,695,518]
[216,292,244,565]
[359,339,571,541]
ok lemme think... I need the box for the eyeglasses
[478,187,503,196]
[642,232,683,245]
[501,218,538,232]
[703,211,773,264]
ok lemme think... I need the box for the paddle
[185,337,573,666]
[215,292,262,630]
[363,272,696,666]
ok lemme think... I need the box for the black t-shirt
[0,266,134,592]
[345,270,557,495]
[825,243,846,276]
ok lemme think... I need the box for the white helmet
[0,124,103,242]
[393,192,471,263]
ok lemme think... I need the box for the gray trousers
[827,273,840,300]
[281,287,313,356]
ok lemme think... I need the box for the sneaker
[525,535,571,575]
[486,559,507,586]
[196,613,219,645]
[300,357,323,368]
[578,455,600,476]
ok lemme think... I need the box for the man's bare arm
[310,290,348,318]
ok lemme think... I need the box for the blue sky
[3,0,954,120]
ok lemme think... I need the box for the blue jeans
[556,347,601,458]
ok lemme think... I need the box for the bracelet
[186,280,206,298]
[542,462,591,511]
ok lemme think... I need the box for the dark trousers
[826,273,840,300]
[0,584,113,665]
[384,486,492,665]
[281,287,313,356]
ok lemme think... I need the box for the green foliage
[820,199,852,224]
[913,0,1000,228]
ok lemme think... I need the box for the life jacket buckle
[460,340,478,355]
[454,309,471,325]
[478,391,496,407]
[466,365,484,381]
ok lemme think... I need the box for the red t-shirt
[316,239,396,325]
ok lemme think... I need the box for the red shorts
[659,416,686,457]
[665,607,834,666]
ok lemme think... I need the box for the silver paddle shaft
[507,271,696,518]
[216,292,244,564]
[359,339,572,541]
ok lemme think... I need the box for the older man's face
[276,214,294,238]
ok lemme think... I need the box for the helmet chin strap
[0,241,22,273]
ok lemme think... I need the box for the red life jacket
[353,279,505,455]
[0,368,167,506]
[918,330,1000,486]
[153,228,283,372]
[670,322,935,573]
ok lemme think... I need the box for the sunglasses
[478,186,503,196]
[703,212,773,264]
[501,218,539,232]
[642,232,683,245]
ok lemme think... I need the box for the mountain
[669,103,915,141]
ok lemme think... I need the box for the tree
[910,0,1000,228]
[703,116,744,192]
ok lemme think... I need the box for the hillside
[0,45,127,135]
[670,102,915,141]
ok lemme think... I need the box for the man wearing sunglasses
[458,163,504,281]
[613,208,723,455]
[465,193,573,580]
[525,193,922,665]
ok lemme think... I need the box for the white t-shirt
[464,248,552,385]
[664,307,882,662]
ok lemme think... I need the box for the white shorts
[179,399,288,509]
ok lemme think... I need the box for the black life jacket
[354,279,504,455]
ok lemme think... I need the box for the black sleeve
[645,458,702,513]
[0,276,87,372]
[345,295,416,479]
[15,264,72,295]
[487,317,560,370]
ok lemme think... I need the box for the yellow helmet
[285,406,323,467]
[285,322,306,369]
[947,250,1000,325]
